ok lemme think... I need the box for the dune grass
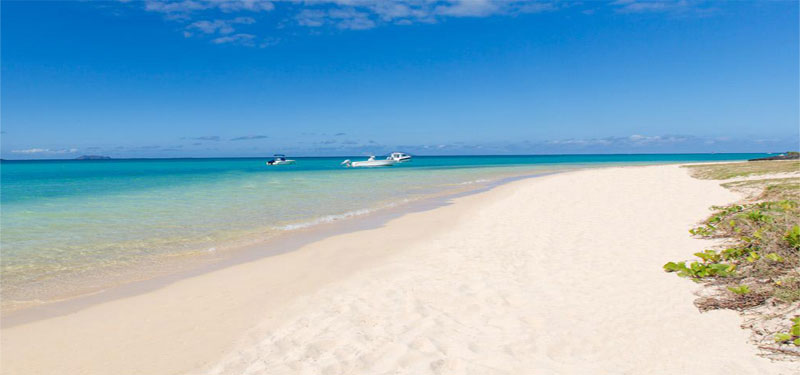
[667,161,800,356]
[722,177,800,194]
[685,160,799,180]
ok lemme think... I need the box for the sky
[1,0,798,159]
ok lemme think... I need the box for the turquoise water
[0,154,767,309]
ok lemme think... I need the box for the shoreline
[1,169,557,327]
[3,162,791,375]
[1,160,694,323]
[3,159,711,318]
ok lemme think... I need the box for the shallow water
[0,154,767,309]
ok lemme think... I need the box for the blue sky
[1,0,798,159]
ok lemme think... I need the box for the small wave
[456,178,490,185]
[274,198,415,232]
[276,209,375,231]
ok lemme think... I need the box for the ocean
[0,153,768,311]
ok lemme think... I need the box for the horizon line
[0,151,788,162]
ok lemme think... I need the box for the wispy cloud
[11,148,79,154]
[434,0,501,17]
[184,136,221,141]
[143,0,274,45]
[545,134,694,147]
[7,133,791,159]
[297,7,377,30]
[292,0,559,30]
[230,135,269,140]
[212,33,256,45]
[135,0,564,44]
[135,1,713,46]
[144,0,274,18]
[610,0,711,14]
[302,133,794,156]
[185,16,254,36]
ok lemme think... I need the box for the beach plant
[727,285,750,295]
[774,277,800,303]
[675,161,800,357]
[689,225,716,236]
[785,225,800,249]
[720,247,747,261]
[662,260,735,279]
[774,317,800,346]
[684,160,800,180]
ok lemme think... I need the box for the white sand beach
[1,164,794,374]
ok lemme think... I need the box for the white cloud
[545,134,696,147]
[187,16,254,35]
[434,0,499,17]
[137,0,711,47]
[611,0,707,14]
[293,0,557,29]
[11,148,79,154]
[329,8,376,29]
[296,9,326,27]
[212,33,256,45]
[11,148,50,154]
[296,7,376,29]
[144,0,274,16]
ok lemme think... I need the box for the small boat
[266,154,296,165]
[388,152,412,162]
[341,156,396,168]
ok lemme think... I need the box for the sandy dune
[2,165,794,374]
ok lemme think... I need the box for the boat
[341,156,396,168]
[387,152,412,162]
[266,154,296,165]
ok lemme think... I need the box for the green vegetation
[721,178,800,201]
[685,160,799,180]
[669,161,800,356]
[664,199,799,294]
[774,317,800,346]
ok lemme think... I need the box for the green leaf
[775,333,792,342]
[785,225,800,249]
[765,253,784,263]
[727,285,750,295]
[663,262,684,273]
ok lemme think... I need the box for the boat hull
[266,160,296,165]
[350,160,395,167]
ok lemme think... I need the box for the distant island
[75,155,112,160]
[749,151,799,161]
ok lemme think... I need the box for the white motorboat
[341,156,396,168]
[387,152,412,162]
[266,154,296,165]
